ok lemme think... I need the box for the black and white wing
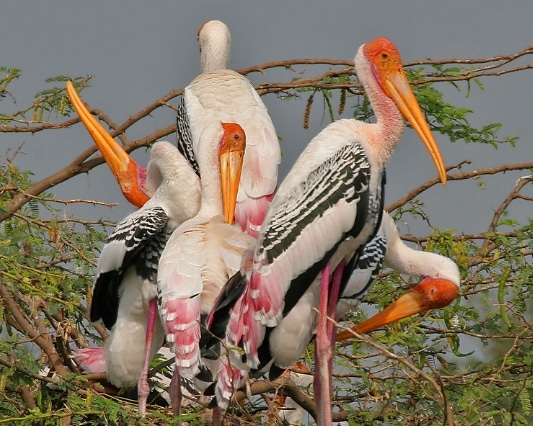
[337,230,387,317]
[90,206,169,329]
[176,97,199,176]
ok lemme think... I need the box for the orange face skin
[362,37,447,185]
[364,37,405,98]
[219,122,246,225]
[66,81,149,207]
[336,277,459,340]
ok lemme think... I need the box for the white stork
[156,122,255,415]
[67,82,201,416]
[204,37,448,426]
[177,20,280,237]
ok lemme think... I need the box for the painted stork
[266,207,459,426]
[336,212,460,339]
[205,37,448,425]
[157,121,255,415]
[67,82,201,416]
[177,19,280,237]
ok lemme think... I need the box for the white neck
[198,20,231,73]
[380,212,460,285]
[146,141,201,223]
[195,124,225,217]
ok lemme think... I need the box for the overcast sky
[2,0,533,236]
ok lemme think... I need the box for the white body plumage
[77,142,201,388]
[177,20,280,237]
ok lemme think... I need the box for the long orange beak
[367,37,447,185]
[219,123,246,224]
[66,81,149,207]
[336,277,459,341]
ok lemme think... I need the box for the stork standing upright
[156,122,255,415]
[67,82,202,416]
[205,37,448,425]
[177,20,280,237]
[271,210,459,426]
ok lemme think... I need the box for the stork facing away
[204,36,447,426]
[177,19,280,237]
[67,82,201,416]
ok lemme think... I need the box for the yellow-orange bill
[336,278,459,341]
[66,81,149,207]
[365,37,447,185]
[384,71,447,185]
[219,122,246,224]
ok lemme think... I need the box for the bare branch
[386,161,533,213]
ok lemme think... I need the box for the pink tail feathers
[215,288,266,409]
[74,347,107,373]
[215,356,244,410]
[162,297,202,378]
[173,322,201,377]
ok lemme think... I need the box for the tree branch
[0,280,69,376]
[335,320,454,426]
[386,161,533,213]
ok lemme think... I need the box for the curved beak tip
[385,72,447,186]
[66,81,149,207]
[336,278,459,341]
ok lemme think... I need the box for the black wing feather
[90,206,169,328]
[265,143,372,317]
[176,97,200,176]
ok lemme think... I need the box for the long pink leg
[169,368,182,416]
[314,263,332,426]
[314,261,344,426]
[212,406,222,426]
[138,298,157,416]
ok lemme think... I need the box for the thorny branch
[0,280,69,377]
[385,160,533,213]
[2,45,533,222]
[334,321,455,426]
[1,45,533,424]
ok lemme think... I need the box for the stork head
[66,81,149,207]
[197,20,231,72]
[336,277,459,340]
[361,37,447,185]
[219,122,246,225]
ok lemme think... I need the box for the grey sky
[2,0,532,237]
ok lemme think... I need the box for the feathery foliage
[1,47,533,425]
